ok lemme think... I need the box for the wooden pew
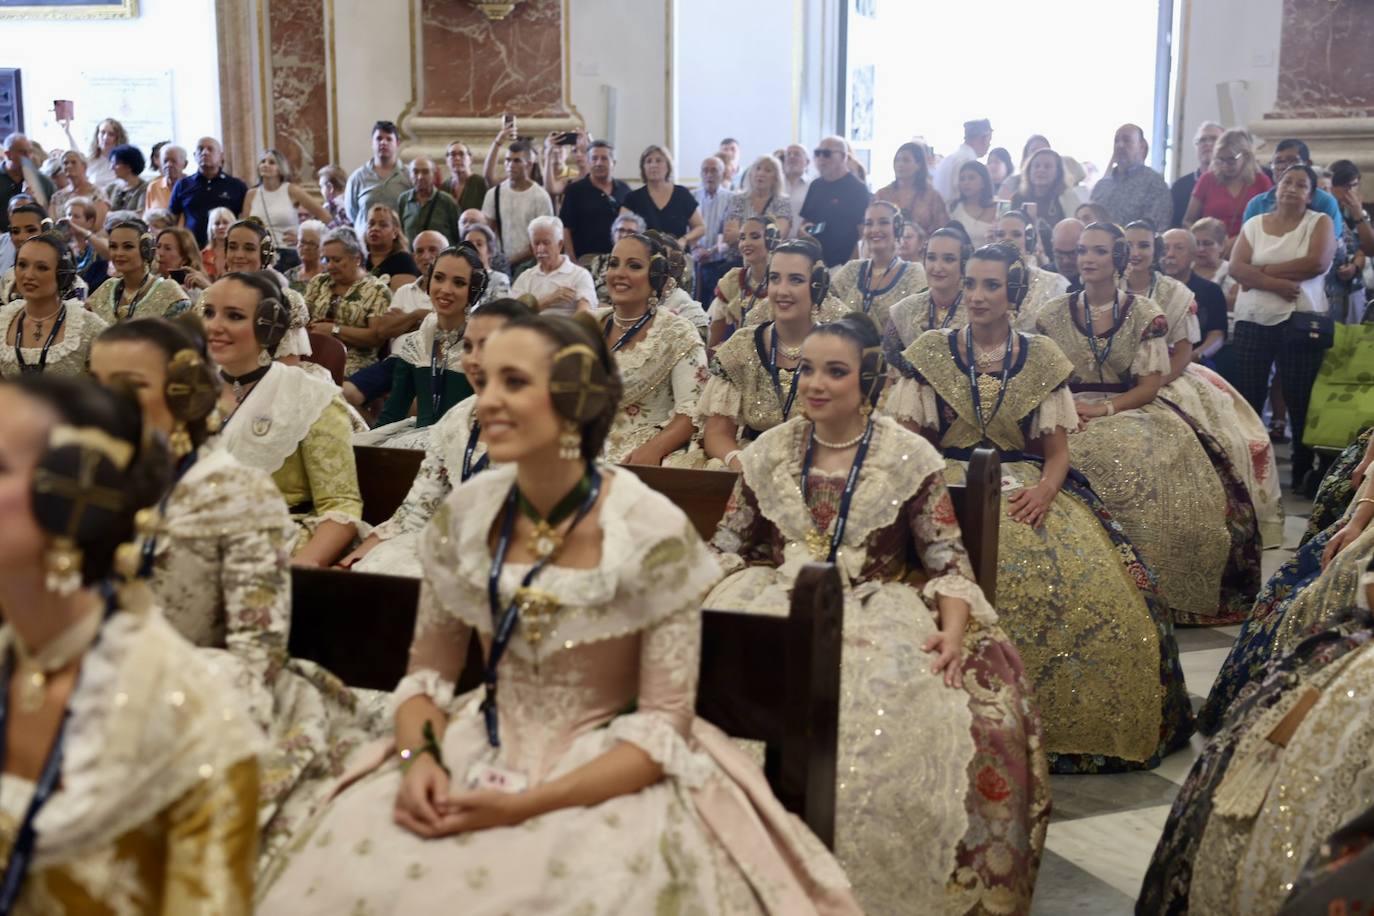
[354,446,424,527]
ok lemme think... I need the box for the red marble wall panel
[269,0,332,175]
[1272,0,1374,117]
[419,0,568,117]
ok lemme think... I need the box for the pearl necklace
[972,335,1013,368]
[812,425,867,449]
[611,310,648,329]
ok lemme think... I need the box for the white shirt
[1234,210,1328,327]
[389,279,432,314]
[511,255,596,313]
[785,177,811,238]
[931,142,976,205]
[481,182,553,263]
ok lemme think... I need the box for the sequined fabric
[828,257,929,330]
[599,309,708,464]
[1304,428,1372,544]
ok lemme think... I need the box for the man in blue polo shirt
[170,137,247,246]
[1242,139,1343,238]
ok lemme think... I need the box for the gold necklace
[10,609,102,714]
[611,310,647,328]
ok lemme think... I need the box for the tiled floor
[1031,455,1313,913]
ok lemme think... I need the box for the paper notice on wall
[78,70,174,153]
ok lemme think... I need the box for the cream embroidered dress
[216,362,364,549]
[257,466,861,915]
[88,274,192,324]
[149,447,378,867]
[1035,293,1255,624]
[354,395,488,579]
[890,330,1194,772]
[882,289,970,382]
[707,264,769,340]
[707,416,1050,915]
[0,300,108,379]
[828,257,928,330]
[0,602,261,914]
[699,320,811,445]
[1138,270,1284,548]
[600,309,708,466]
[1011,265,1070,332]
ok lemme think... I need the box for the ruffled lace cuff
[387,668,457,720]
[1031,385,1078,436]
[884,377,938,426]
[275,327,313,359]
[1130,337,1170,377]
[922,573,998,627]
[695,375,742,424]
[606,712,714,789]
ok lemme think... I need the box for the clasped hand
[394,755,531,839]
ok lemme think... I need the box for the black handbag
[1284,311,1335,350]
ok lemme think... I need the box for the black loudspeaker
[0,70,23,136]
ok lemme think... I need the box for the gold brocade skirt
[1067,401,1231,622]
[1273,523,1374,658]
[945,458,1169,765]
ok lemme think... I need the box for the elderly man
[170,136,247,246]
[932,118,993,204]
[1,134,54,230]
[345,120,411,237]
[143,144,187,213]
[1050,218,1084,291]
[1160,227,1228,367]
[481,140,553,276]
[443,140,488,212]
[396,157,460,245]
[799,135,871,267]
[510,215,595,314]
[783,144,811,238]
[558,139,631,260]
[1089,124,1172,228]
[718,137,742,188]
[1172,122,1222,227]
[692,155,736,300]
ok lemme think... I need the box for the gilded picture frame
[0,0,138,20]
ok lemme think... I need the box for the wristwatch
[331,323,341,337]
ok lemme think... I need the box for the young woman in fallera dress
[827,200,928,330]
[258,313,858,913]
[882,226,974,377]
[0,233,108,380]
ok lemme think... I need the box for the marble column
[1250,0,1374,172]
[268,0,333,178]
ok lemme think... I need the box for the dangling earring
[168,420,193,458]
[204,408,223,435]
[860,402,873,417]
[257,349,272,367]
[112,508,160,582]
[558,420,582,461]
[43,538,83,596]
[647,293,660,311]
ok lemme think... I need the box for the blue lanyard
[0,585,116,913]
[928,290,962,330]
[481,468,602,748]
[461,421,488,482]
[604,310,654,352]
[14,306,67,375]
[857,257,906,315]
[800,420,875,564]
[966,325,1015,441]
[1075,291,1123,381]
[762,323,802,422]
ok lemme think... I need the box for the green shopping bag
[1304,322,1374,450]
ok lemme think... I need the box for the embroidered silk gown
[257,466,861,915]
[357,314,474,452]
[828,257,928,330]
[890,329,1194,772]
[599,309,708,466]
[0,604,261,913]
[88,274,192,324]
[707,416,1050,915]
[149,447,380,866]
[1010,265,1069,332]
[0,300,108,379]
[708,264,770,345]
[1035,293,1256,624]
[882,289,970,382]
[698,320,811,447]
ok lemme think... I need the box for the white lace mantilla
[217,362,338,474]
[393,312,466,371]
[272,287,314,360]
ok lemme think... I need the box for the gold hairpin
[48,426,134,471]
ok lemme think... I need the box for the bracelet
[1354,497,1374,512]
[723,449,742,467]
[1104,400,1116,417]
[399,720,449,775]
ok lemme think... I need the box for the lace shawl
[217,362,339,474]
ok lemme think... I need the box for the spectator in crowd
[1010,148,1081,247]
[932,118,993,203]
[64,117,127,188]
[143,207,176,232]
[782,143,811,238]
[1,135,53,228]
[396,156,460,245]
[1241,139,1344,238]
[1160,227,1228,367]
[243,148,332,257]
[997,134,1051,197]
[1172,121,1223,227]
[692,156,736,302]
[147,140,167,176]
[344,120,411,237]
[543,129,589,208]
[723,154,792,250]
[304,225,393,376]
[510,215,595,313]
[621,145,704,249]
[460,222,511,303]
[799,135,871,266]
[1183,129,1272,246]
[481,140,553,276]
[718,137,742,187]
[460,206,511,275]
[874,141,948,237]
[1074,201,1112,225]
[104,144,147,213]
[155,227,211,296]
[897,219,927,263]
[317,164,350,227]
[284,218,329,291]
[557,139,630,261]
[60,196,108,291]
[1050,217,1085,290]
[170,137,247,247]
[50,150,108,226]
[1090,123,1172,227]
[1229,164,1335,494]
[1327,159,1368,323]
[143,144,186,213]
[382,228,448,330]
[441,140,487,212]
[948,160,998,247]
[362,203,420,292]
[986,147,1014,190]
[200,206,236,279]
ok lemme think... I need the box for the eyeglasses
[1272,157,1302,170]
[1214,154,1242,165]
[813,149,837,159]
